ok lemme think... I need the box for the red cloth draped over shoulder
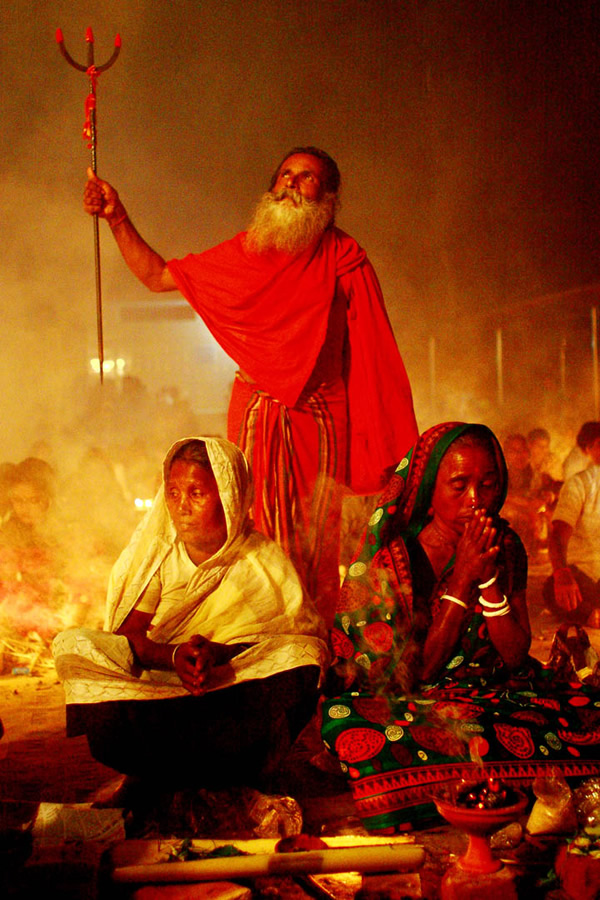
[167,226,418,495]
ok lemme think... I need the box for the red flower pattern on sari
[331,628,355,660]
[411,725,467,756]
[335,727,386,763]
[363,621,394,653]
[353,696,392,724]
[494,723,535,758]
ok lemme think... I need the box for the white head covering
[105,436,254,634]
[162,436,254,549]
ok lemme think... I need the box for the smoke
[1,0,600,582]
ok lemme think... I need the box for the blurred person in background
[503,432,558,564]
[544,422,600,627]
[0,457,67,641]
[527,427,563,489]
[61,445,137,561]
[562,420,599,481]
[524,428,563,562]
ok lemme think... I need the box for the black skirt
[67,664,320,788]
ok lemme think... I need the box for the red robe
[168,226,417,495]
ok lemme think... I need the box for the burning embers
[454,776,520,810]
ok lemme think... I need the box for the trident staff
[56,27,121,383]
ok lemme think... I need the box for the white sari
[53,437,329,705]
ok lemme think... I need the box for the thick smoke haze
[3,0,600,469]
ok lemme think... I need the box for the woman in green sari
[321,422,600,832]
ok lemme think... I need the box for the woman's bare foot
[92,774,145,809]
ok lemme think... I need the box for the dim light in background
[90,358,126,375]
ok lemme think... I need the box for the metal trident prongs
[56,27,122,384]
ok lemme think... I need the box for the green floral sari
[322,423,600,831]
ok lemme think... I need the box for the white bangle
[478,571,498,590]
[479,595,508,609]
[482,599,511,618]
[172,644,181,669]
[441,593,468,610]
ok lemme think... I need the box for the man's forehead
[278,153,326,175]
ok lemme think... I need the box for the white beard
[245,189,338,254]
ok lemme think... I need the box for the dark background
[3,0,600,461]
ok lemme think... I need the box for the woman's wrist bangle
[109,212,128,229]
[171,644,181,669]
[478,571,498,590]
[482,605,511,618]
[479,595,509,609]
[441,593,468,610]
[482,595,510,617]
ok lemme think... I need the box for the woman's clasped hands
[453,508,500,598]
[172,634,219,696]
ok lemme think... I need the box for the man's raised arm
[83,168,176,293]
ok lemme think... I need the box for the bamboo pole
[559,336,567,396]
[495,327,504,407]
[428,335,436,410]
[592,307,599,418]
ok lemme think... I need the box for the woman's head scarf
[162,436,254,549]
[105,436,254,634]
[330,422,508,692]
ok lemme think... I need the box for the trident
[56,27,121,384]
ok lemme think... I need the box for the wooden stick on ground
[112,843,426,885]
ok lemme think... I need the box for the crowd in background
[2,369,600,673]
[0,376,223,672]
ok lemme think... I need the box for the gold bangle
[172,644,181,669]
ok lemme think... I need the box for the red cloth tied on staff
[168,226,417,495]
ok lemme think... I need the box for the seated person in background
[527,427,563,493]
[503,429,562,563]
[0,457,68,639]
[563,420,599,481]
[53,437,329,798]
[61,445,139,561]
[321,422,600,833]
[544,425,600,627]
[503,432,561,562]
[502,433,538,556]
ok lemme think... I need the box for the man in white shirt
[562,421,600,481]
[545,424,600,626]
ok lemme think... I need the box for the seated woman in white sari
[52,437,329,794]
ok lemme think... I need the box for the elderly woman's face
[430,443,500,535]
[165,460,227,557]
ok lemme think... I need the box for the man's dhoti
[228,374,347,628]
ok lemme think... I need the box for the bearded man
[83,147,418,626]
